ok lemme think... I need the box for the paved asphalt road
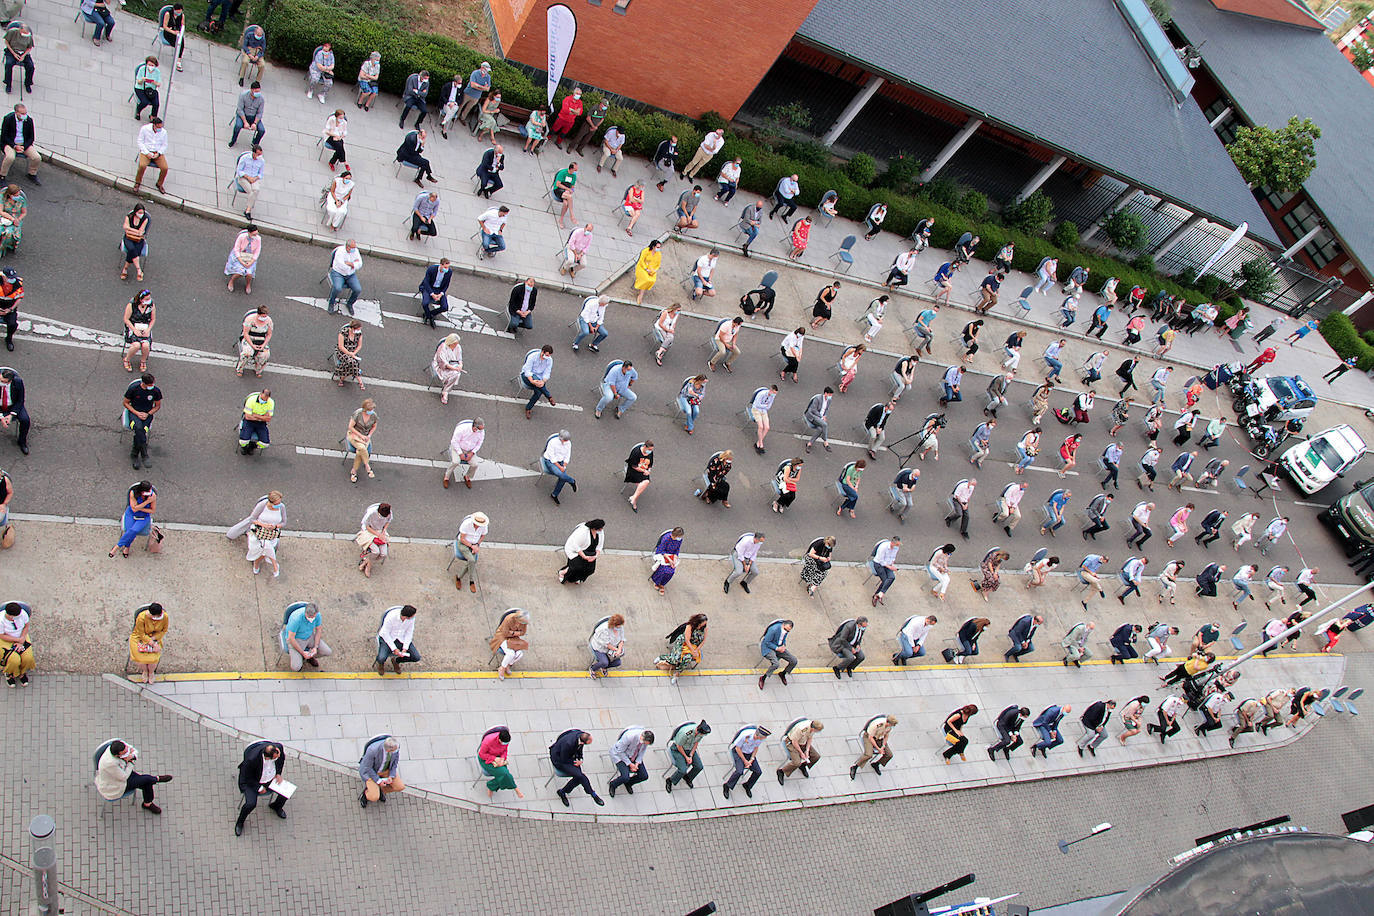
[2,169,1361,583]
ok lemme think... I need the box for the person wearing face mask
[228,82,266,148]
[506,278,537,333]
[0,102,39,186]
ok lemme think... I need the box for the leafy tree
[1226,116,1321,192]
[845,153,877,188]
[1353,43,1374,73]
[956,190,989,221]
[1101,209,1147,252]
[1146,0,1172,25]
[1233,257,1279,301]
[1003,190,1055,233]
[1051,220,1080,250]
[881,152,923,194]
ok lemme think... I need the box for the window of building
[1281,201,1340,268]
[1261,186,1294,211]
[613,0,630,10]
[1201,98,1240,145]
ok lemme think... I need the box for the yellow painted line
[148,652,1337,683]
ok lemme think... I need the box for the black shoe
[776,768,785,785]
[1088,746,1096,757]
[665,777,673,794]
[833,667,842,679]
[359,791,368,808]
[739,581,751,594]
[1077,747,1083,757]
[5,340,12,350]
[871,763,882,775]
[607,780,616,798]
[592,795,605,807]
[271,805,287,819]
[557,789,569,807]
[849,765,858,780]
[845,668,854,678]
[987,747,997,762]
[18,444,27,455]
[778,673,788,686]
[723,579,730,594]
[132,448,141,470]
[234,820,244,836]
[744,785,753,798]
[722,784,731,799]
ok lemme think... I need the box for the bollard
[28,815,58,916]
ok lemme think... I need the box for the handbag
[146,525,164,553]
[353,530,372,548]
[0,523,13,549]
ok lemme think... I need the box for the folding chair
[485,609,520,666]
[1230,464,1252,497]
[830,235,857,274]
[1228,620,1248,653]
[1328,685,1350,714]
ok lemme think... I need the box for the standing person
[750,384,777,454]
[722,724,769,799]
[987,705,1030,761]
[133,116,169,194]
[548,87,582,147]
[682,128,724,180]
[477,727,522,800]
[121,288,155,373]
[776,718,822,785]
[1076,700,1115,757]
[558,519,604,585]
[633,239,660,303]
[851,715,897,778]
[758,617,798,689]
[357,736,405,807]
[587,613,624,678]
[94,739,171,815]
[127,602,168,684]
[1030,704,1070,758]
[344,397,377,483]
[325,240,364,316]
[941,705,979,763]
[233,740,287,836]
[863,399,894,460]
[1117,695,1151,743]
[122,373,162,470]
[827,616,867,678]
[224,224,261,293]
[235,305,271,379]
[800,535,835,597]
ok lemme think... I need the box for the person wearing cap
[722,724,769,798]
[665,719,711,792]
[450,511,488,594]
[443,417,484,489]
[850,714,897,778]
[541,429,575,504]
[458,62,492,124]
[283,601,330,671]
[0,266,20,353]
[777,718,822,784]
[571,98,610,155]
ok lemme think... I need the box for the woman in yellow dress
[633,239,662,305]
[128,602,169,684]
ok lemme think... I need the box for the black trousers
[1197,707,1224,734]
[325,137,346,166]
[410,214,437,237]
[1110,640,1138,661]
[237,785,285,824]
[1148,709,1180,739]
[553,761,594,796]
[126,772,158,803]
[1197,526,1222,546]
[398,153,433,180]
[988,726,1022,755]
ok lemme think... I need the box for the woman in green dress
[0,185,26,256]
[655,613,707,684]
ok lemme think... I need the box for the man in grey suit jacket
[400,70,430,129]
[803,387,833,452]
[358,735,405,808]
[827,616,867,678]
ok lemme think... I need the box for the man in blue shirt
[1088,302,1111,339]
[722,724,770,799]
[284,602,331,671]
[1041,488,1070,536]
[910,306,938,355]
[758,619,796,689]
[520,344,555,417]
[594,359,637,419]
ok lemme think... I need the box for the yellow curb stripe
[148,651,1335,683]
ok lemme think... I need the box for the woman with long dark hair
[559,519,605,585]
[942,705,979,762]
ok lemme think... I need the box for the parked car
[1233,374,1315,432]
[1319,478,1374,554]
[1280,424,1370,494]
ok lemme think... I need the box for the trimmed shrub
[881,153,922,194]
[1003,191,1054,234]
[845,153,878,188]
[1320,313,1374,372]
[1197,274,1226,299]
[923,178,962,210]
[778,140,832,169]
[1362,329,1374,348]
[1101,209,1147,252]
[698,111,729,134]
[1051,220,1080,250]
[1130,253,1156,274]
[1234,257,1279,302]
[956,190,989,222]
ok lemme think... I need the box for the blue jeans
[1150,381,1165,404]
[1232,581,1252,603]
[1033,725,1062,750]
[1084,367,1101,383]
[1044,513,1064,532]
[507,311,533,332]
[1118,571,1141,599]
[86,8,115,39]
[521,375,554,410]
[942,383,961,403]
[542,458,575,498]
[1044,356,1063,378]
[897,632,926,660]
[375,637,421,666]
[327,270,361,311]
[572,319,607,349]
[839,481,858,511]
[590,650,621,674]
[118,508,151,548]
[1016,446,1034,470]
[480,231,505,254]
[1060,309,1075,327]
[740,223,758,246]
[229,115,265,146]
[596,384,636,415]
[677,396,699,431]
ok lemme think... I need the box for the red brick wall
[492,0,818,118]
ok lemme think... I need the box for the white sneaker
[319,96,327,105]
[306,90,313,98]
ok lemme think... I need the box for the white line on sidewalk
[294,446,539,478]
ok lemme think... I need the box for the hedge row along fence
[259,0,1256,320]
[1320,313,1374,372]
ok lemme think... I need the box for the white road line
[14,314,581,411]
[294,446,539,478]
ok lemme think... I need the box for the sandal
[123,359,132,372]
[136,270,144,282]
[366,468,375,479]
[139,363,147,372]
[120,266,128,280]
[350,472,358,483]
[121,547,130,558]
[235,368,243,377]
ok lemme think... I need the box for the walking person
[941,705,978,763]
[233,740,287,836]
[1322,356,1358,384]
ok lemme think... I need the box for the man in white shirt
[541,429,575,504]
[133,116,169,193]
[375,604,420,674]
[994,482,1027,535]
[769,173,800,220]
[572,294,610,352]
[1148,694,1188,744]
[607,727,654,797]
[1195,689,1231,737]
[443,417,485,489]
[233,146,265,219]
[691,248,719,300]
[1257,516,1289,556]
[325,239,364,315]
[725,531,764,593]
[1295,566,1319,607]
[682,128,724,180]
[885,247,918,290]
[450,511,488,593]
[1117,556,1147,602]
[709,316,743,372]
[779,327,805,383]
[870,536,901,606]
[1126,501,1153,548]
[944,478,976,539]
[893,613,936,664]
[598,125,625,176]
[715,156,742,203]
[476,205,510,258]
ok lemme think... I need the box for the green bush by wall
[1320,313,1374,372]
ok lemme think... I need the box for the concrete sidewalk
[26,2,1374,415]
[8,520,1368,677]
[138,651,1342,822]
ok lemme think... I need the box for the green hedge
[260,0,1227,314]
[1320,313,1374,372]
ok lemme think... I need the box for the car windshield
[1308,438,1347,472]
[1267,377,1297,402]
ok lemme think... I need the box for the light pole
[1058,822,1112,853]
[29,814,58,916]
[1221,580,1374,672]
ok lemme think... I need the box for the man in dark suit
[1031,704,1070,757]
[395,128,435,187]
[474,144,504,198]
[0,102,38,185]
[827,616,866,679]
[1075,699,1115,757]
[418,258,451,328]
[987,704,1029,761]
[1004,613,1043,662]
[506,278,538,333]
[0,367,28,454]
[234,740,286,835]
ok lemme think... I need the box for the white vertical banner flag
[546,4,577,110]
[1194,221,1248,282]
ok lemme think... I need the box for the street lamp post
[1221,581,1374,672]
[1058,822,1112,853]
